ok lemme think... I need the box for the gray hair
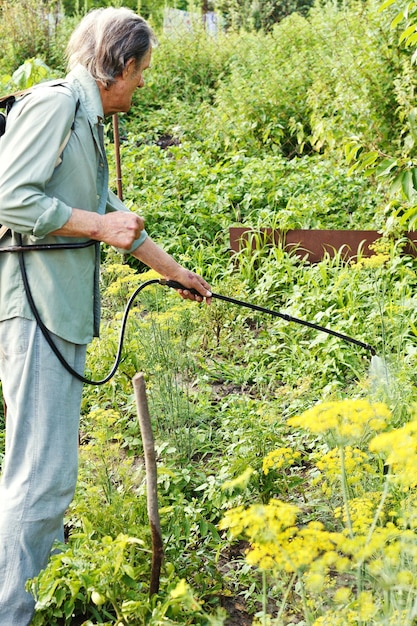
[66,7,156,88]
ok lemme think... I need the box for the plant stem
[277,572,297,623]
[339,445,354,539]
[262,570,267,624]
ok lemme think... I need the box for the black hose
[160,279,377,356]
[17,234,160,385]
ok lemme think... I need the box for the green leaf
[359,151,379,168]
[379,0,396,11]
[375,158,397,177]
[391,9,405,28]
[402,169,415,199]
[399,23,417,43]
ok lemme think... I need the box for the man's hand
[94,212,144,250]
[167,268,212,304]
[52,209,145,250]
[132,237,212,305]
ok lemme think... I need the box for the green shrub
[0,0,76,74]
[306,0,403,156]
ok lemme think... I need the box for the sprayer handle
[160,279,202,297]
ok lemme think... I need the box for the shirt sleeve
[0,87,76,238]
[106,188,148,253]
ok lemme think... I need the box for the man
[0,7,211,625]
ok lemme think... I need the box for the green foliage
[199,16,316,158]
[29,531,149,625]
[60,0,175,29]
[162,1,396,160]
[126,27,237,129]
[13,247,417,624]
[306,0,401,155]
[339,0,417,232]
[113,143,386,264]
[0,57,54,91]
[216,0,314,31]
[0,0,76,74]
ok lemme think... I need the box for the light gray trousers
[0,317,86,626]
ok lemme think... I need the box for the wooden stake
[132,372,163,596]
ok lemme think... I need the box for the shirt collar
[66,64,104,124]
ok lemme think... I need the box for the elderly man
[0,7,211,624]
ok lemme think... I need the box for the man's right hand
[51,208,145,250]
[95,212,145,250]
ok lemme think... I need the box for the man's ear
[122,58,137,79]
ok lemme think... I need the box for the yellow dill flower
[337,523,402,563]
[103,263,137,278]
[263,447,301,474]
[303,571,326,593]
[315,446,375,496]
[396,496,417,529]
[352,253,390,270]
[337,492,382,534]
[151,306,184,330]
[333,586,352,605]
[367,557,384,576]
[396,569,414,586]
[275,522,341,571]
[88,407,120,427]
[220,501,343,574]
[369,418,417,489]
[288,399,390,443]
[313,610,356,626]
[351,239,390,270]
[387,610,410,625]
[315,592,377,623]
[138,268,162,282]
[103,263,138,297]
[357,590,377,620]
[219,499,300,539]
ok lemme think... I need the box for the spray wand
[160,279,377,356]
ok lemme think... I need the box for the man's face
[101,48,152,116]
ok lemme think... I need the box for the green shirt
[0,65,147,344]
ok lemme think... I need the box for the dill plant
[220,398,417,625]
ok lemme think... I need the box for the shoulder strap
[0,89,31,112]
[0,225,9,240]
[55,99,80,167]
[0,89,30,139]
